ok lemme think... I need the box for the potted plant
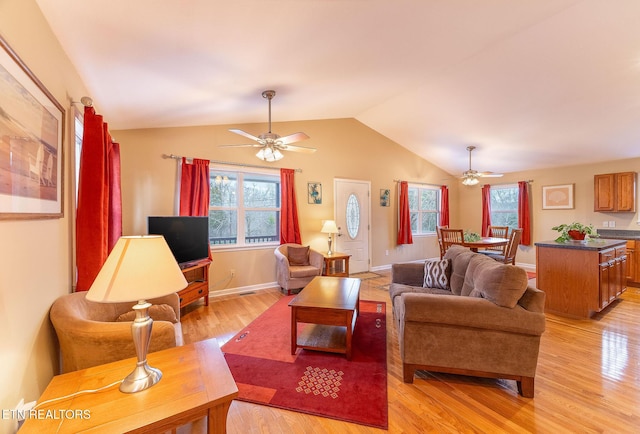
[551,222,597,243]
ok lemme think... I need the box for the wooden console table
[179,258,211,308]
[21,339,238,433]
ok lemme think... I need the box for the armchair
[50,291,182,373]
[274,243,323,295]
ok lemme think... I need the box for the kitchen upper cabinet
[594,172,636,212]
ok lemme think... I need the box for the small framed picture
[308,182,322,204]
[380,189,390,207]
[542,184,574,209]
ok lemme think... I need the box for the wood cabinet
[594,172,637,212]
[625,240,640,286]
[179,259,211,308]
[598,247,626,310]
[535,240,627,318]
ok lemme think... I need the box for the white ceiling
[35,0,640,177]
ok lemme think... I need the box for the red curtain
[280,168,301,244]
[397,181,413,245]
[179,158,211,259]
[76,106,122,291]
[179,158,210,216]
[439,185,449,227]
[518,181,531,245]
[481,184,492,236]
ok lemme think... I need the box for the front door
[334,179,370,274]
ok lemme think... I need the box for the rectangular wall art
[308,182,322,204]
[542,184,574,209]
[0,35,65,219]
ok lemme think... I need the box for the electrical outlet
[385,250,389,256]
[609,221,616,228]
[230,269,235,277]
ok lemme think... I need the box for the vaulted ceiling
[35,0,640,178]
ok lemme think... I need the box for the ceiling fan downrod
[262,90,276,134]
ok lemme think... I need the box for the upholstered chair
[50,291,182,373]
[274,243,323,295]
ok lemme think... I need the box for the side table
[20,339,238,433]
[322,252,351,277]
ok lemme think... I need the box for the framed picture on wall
[542,184,574,209]
[380,188,390,207]
[308,182,322,204]
[0,35,65,220]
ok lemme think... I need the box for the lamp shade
[86,236,188,303]
[321,220,339,234]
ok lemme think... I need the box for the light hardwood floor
[179,272,640,433]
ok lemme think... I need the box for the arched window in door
[346,193,360,239]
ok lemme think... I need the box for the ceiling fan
[461,145,503,185]
[220,90,316,162]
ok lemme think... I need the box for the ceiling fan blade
[479,172,504,177]
[277,132,310,145]
[278,143,317,154]
[229,128,262,142]
[218,143,263,148]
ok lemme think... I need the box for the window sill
[210,242,280,253]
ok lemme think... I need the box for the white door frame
[334,178,372,273]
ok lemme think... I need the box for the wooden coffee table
[289,276,361,360]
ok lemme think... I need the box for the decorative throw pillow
[288,246,310,266]
[423,259,451,290]
[116,304,178,323]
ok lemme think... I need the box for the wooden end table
[21,339,238,433]
[322,251,351,277]
[289,276,360,360]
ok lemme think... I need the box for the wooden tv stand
[179,259,211,308]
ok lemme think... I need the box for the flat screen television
[148,216,209,267]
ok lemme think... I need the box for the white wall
[0,2,89,433]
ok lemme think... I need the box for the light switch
[603,221,609,227]
[609,221,616,228]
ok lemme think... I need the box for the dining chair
[436,225,448,258]
[440,228,464,254]
[482,225,510,253]
[485,228,522,265]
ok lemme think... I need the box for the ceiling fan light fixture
[462,176,479,186]
[256,147,283,162]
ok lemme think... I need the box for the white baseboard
[209,281,277,298]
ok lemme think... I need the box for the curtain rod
[162,154,302,173]
[393,179,443,187]
[484,179,534,186]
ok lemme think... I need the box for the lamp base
[120,362,163,393]
[327,236,333,255]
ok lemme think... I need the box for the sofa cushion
[289,265,319,278]
[116,304,178,323]
[465,255,529,308]
[390,283,451,304]
[443,245,476,295]
[288,246,310,265]
[423,259,451,290]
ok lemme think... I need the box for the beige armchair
[50,291,182,373]
[274,243,323,295]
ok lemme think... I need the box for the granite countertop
[596,229,640,240]
[535,238,627,251]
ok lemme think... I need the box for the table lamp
[321,220,339,255]
[86,235,188,393]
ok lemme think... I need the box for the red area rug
[221,295,388,429]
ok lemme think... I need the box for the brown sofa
[390,245,545,397]
[50,291,182,373]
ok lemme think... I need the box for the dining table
[460,237,509,252]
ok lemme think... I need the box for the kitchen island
[535,238,627,318]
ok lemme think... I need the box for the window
[490,185,519,230]
[209,169,280,247]
[408,185,440,235]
